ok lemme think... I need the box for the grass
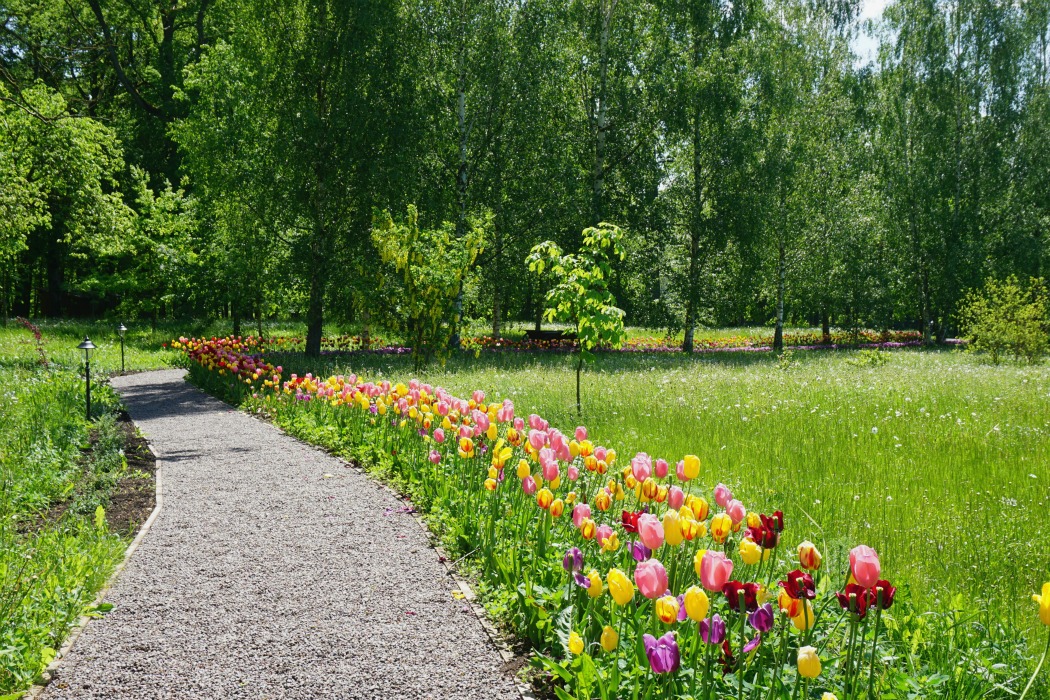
[0,322,143,695]
[268,345,1050,637]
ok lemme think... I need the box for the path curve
[43,370,520,700]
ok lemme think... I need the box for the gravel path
[43,369,521,700]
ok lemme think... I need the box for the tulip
[726,499,747,525]
[780,569,816,600]
[631,540,652,562]
[433,428,445,444]
[797,540,822,570]
[871,579,896,610]
[428,450,441,465]
[682,454,701,480]
[714,483,733,508]
[654,458,669,478]
[655,595,680,624]
[749,603,774,632]
[684,585,710,621]
[600,625,619,652]
[567,465,579,481]
[723,581,760,613]
[710,513,733,544]
[549,498,565,517]
[797,646,821,679]
[668,486,685,511]
[791,601,815,631]
[638,513,665,550]
[635,558,669,600]
[568,631,584,655]
[608,568,635,605]
[663,510,684,547]
[643,632,680,674]
[700,550,734,592]
[594,490,611,511]
[522,475,537,495]
[1035,583,1050,626]
[849,545,881,588]
[700,613,726,644]
[822,694,838,700]
[536,488,553,509]
[572,503,592,528]
[836,583,872,619]
[631,452,653,481]
[687,495,710,521]
[484,478,497,491]
[586,569,604,598]
[739,538,762,565]
[563,547,584,573]
[596,524,614,547]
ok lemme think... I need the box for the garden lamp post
[78,337,96,420]
[117,323,127,373]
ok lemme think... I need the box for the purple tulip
[748,603,774,633]
[676,594,688,623]
[742,635,762,654]
[643,632,680,674]
[562,547,583,573]
[700,613,726,645]
[631,540,652,562]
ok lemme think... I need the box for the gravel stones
[43,370,520,700]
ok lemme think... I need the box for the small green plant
[847,349,891,367]
[527,222,627,414]
[371,204,487,369]
[959,276,1049,364]
[775,347,797,370]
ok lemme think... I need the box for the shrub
[959,276,1049,364]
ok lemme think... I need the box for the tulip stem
[738,609,746,700]
[1019,628,1050,700]
[866,601,883,699]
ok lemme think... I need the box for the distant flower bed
[168,329,936,359]
[171,335,1046,700]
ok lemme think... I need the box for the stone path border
[37,370,524,700]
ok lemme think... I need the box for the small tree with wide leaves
[527,222,626,414]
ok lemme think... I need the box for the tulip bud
[684,586,710,621]
[797,646,821,679]
[600,625,619,652]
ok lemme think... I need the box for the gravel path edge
[21,443,165,700]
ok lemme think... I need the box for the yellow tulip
[739,538,762,565]
[798,540,823,571]
[693,548,707,578]
[549,499,565,517]
[606,448,617,465]
[600,625,619,652]
[569,440,581,458]
[608,568,634,606]
[663,510,684,547]
[797,646,821,679]
[568,631,584,655]
[536,488,553,510]
[684,586,710,621]
[711,513,732,544]
[595,490,612,512]
[1034,583,1050,626]
[516,459,530,479]
[822,694,838,700]
[586,569,604,598]
[791,601,815,631]
[655,595,680,624]
[580,517,596,540]
[486,423,498,441]
[600,532,620,553]
[687,495,710,521]
[682,454,700,479]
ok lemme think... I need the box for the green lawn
[270,346,1049,634]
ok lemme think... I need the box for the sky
[854,0,892,65]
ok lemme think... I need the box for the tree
[527,222,626,414]
[372,205,486,368]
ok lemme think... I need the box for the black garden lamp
[78,336,96,420]
[117,322,127,373]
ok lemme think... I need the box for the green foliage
[527,223,628,362]
[959,276,1049,364]
[372,205,487,368]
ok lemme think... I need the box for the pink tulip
[428,450,441,464]
[668,486,685,511]
[632,452,653,481]
[849,545,881,588]
[567,465,580,481]
[714,483,733,508]
[473,410,490,432]
[635,559,669,599]
[433,428,445,444]
[542,461,560,482]
[497,401,514,422]
[529,414,548,431]
[472,390,485,404]
[575,426,588,442]
[700,551,734,592]
[459,424,473,439]
[596,524,613,547]
[654,458,669,478]
[727,499,746,524]
[528,430,548,451]
[522,476,537,495]
[638,513,665,550]
[513,417,525,431]
[436,401,450,416]
[675,460,687,480]
[594,446,607,462]
[572,503,592,528]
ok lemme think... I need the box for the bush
[959,276,1049,364]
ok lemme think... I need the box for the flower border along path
[40,370,521,700]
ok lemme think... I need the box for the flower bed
[173,336,1044,700]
